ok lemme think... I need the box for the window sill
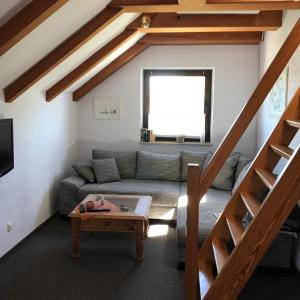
[140,141,212,146]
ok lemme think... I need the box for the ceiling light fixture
[141,15,151,29]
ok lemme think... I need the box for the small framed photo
[269,68,288,119]
[94,97,121,120]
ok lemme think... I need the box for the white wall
[0,0,138,259]
[257,11,300,148]
[0,93,77,258]
[77,45,259,160]
[0,0,86,258]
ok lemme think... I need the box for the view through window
[143,69,212,142]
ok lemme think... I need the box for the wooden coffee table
[68,194,152,261]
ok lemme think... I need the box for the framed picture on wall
[269,68,289,118]
[94,97,121,120]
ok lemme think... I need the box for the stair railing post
[185,164,201,300]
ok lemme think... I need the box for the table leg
[135,221,144,261]
[71,217,81,258]
[144,219,149,238]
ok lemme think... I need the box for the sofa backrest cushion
[92,149,137,179]
[203,153,239,191]
[72,162,95,183]
[181,150,207,181]
[232,161,251,194]
[234,153,251,182]
[136,151,180,181]
[91,158,121,183]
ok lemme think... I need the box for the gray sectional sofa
[59,149,243,220]
[59,149,247,260]
[59,149,299,269]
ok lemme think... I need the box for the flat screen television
[0,119,14,177]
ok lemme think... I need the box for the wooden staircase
[198,88,300,300]
[185,17,300,300]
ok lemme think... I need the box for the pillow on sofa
[232,161,252,194]
[72,163,95,183]
[91,158,121,183]
[235,153,251,182]
[92,149,136,179]
[203,153,239,191]
[136,151,180,181]
[181,150,207,181]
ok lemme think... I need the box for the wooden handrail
[185,17,300,300]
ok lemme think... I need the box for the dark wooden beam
[207,0,296,3]
[46,29,139,101]
[48,30,263,102]
[4,6,123,103]
[127,11,282,33]
[110,0,178,6]
[0,0,69,56]
[139,32,263,45]
[73,43,148,101]
[110,1,300,12]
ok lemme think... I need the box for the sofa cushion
[181,150,207,181]
[91,158,121,183]
[203,153,238,191]
[92,149,137,179]
[78,179,180,207]
[59,176,87,215]
[176,183,231,263]
[72,163,95,183]
[136,151,180,181]
[235,153,251,182]
[232,161,251,194]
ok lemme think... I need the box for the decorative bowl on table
[86,200,95,210]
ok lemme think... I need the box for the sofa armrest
[59,176,86,215]
[61,175,86,188]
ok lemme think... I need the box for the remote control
[86,208,111,212]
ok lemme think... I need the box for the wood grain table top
[69,194,152,220]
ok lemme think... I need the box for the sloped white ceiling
[0,0,141,100]
[45,12,142,93]
[0,0,32,25]
[65,30,145,92]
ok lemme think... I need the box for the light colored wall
[0,0,138,259]
[77,45,259,160]
[0,93,77,258]
[0,0,88,258]
[257,11,300,149]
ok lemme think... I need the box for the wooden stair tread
[226,216,245,246]
[240,192,261,217]
[212,238,229,274]
[270,144,294,159]
[198,260,214,300]
[255,168,276,189]
[286,119,300,129]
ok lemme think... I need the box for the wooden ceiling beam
[110,0,178,5]
[72,29,264,102]
[73,43,148,101]
[46,29,139,101]
[50,30,262,102]
[109,1,300,12]
[127,11,282,33]
[207,0,295,3]
[4,6,123,103]
[0,0,69,57]
[139,32,263,45]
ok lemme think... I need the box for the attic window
[143,69,212,142]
